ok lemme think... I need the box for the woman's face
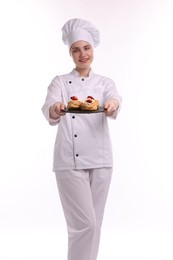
[70,41,94,70]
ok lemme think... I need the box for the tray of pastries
[63,96,105,114]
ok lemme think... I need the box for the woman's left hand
[104,99,119,116]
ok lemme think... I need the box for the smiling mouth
[79,58,89,62]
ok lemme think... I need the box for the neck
[75,67,91,77]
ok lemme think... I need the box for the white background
[0,0,173,259]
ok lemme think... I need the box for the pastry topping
[71,96,78,100]
[87,95,94,99]
[86,99,93,103]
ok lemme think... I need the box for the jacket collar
[71,68,94,77]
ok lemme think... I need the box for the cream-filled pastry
[67,96,82,109]
[81,96,99,110]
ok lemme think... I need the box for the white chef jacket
[42,69,122,171]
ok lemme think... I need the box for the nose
[79,49,86,57]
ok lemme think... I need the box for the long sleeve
[103,77,122,119]
[42,76,62,125]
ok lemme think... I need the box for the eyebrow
[71,44,91,50]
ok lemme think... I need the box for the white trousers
[55,167,112,260]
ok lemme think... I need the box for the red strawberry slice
[87,95,94,99]
[71,96,78,100]
[86,99,93,103]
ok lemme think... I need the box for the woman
[42,18,122,260]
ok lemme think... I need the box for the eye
[72,48,79,53]
[85,46,91,50]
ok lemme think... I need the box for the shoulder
[51,72,72,83]
[92,72,115,84]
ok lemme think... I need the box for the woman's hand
[49,102,66,119]
[104,99,119,116]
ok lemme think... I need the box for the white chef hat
[61,18,100,49]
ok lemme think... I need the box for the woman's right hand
[49,102,66,119]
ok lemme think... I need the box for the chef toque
[61,18,100,49]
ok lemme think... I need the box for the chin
[79,62,91,69]
[81,65,90,69]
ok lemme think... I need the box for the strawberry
[71,96,78,100]
[86,99,93,103]
[87,96,94,99]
